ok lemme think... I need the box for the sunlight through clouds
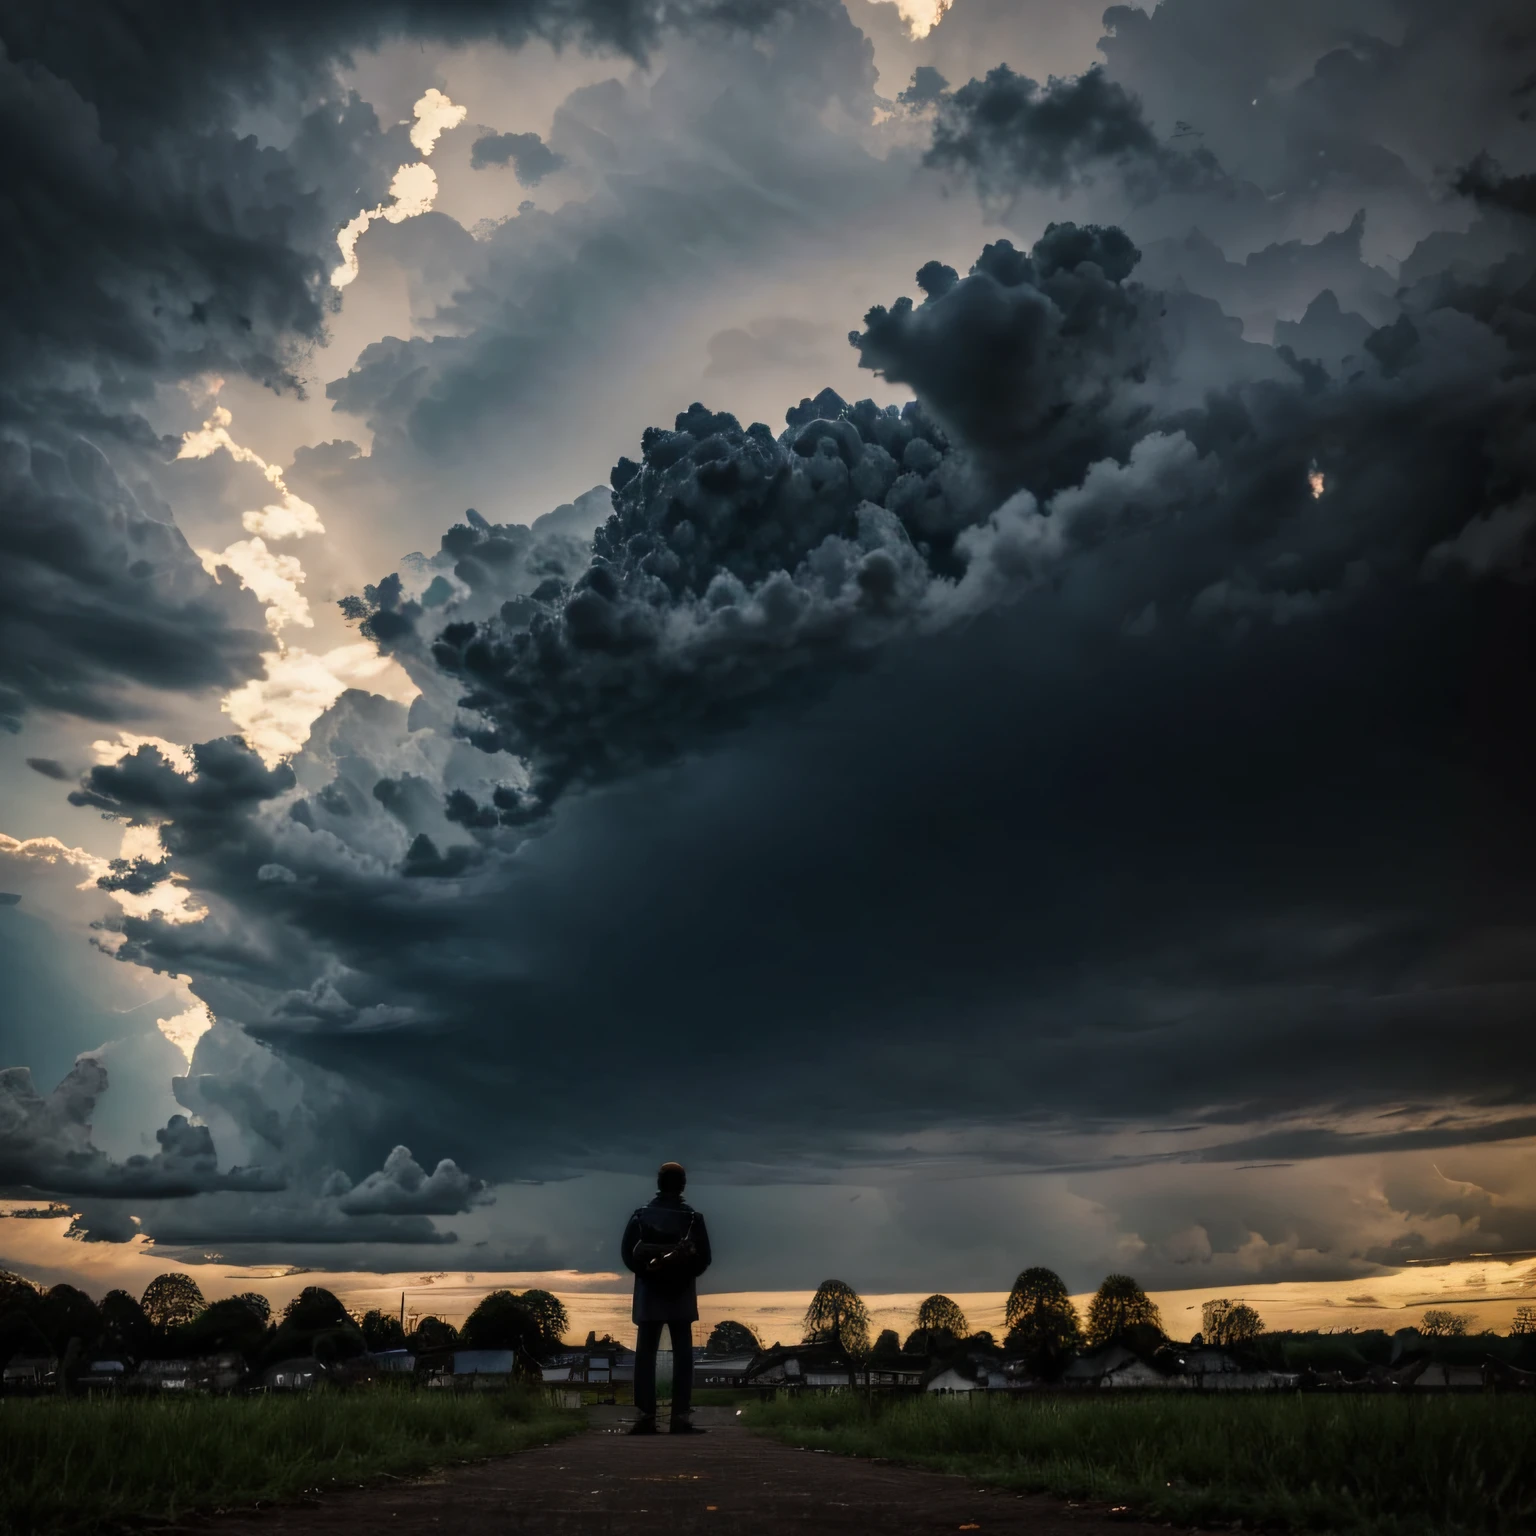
[331,90,466,288]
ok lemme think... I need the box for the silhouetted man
[621,1161,712,1434]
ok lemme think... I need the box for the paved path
[204,1426,1167,1535]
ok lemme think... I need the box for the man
[621,1161,712,1434]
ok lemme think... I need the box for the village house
[541,1345,637,1388]
[692,1351,758,1389]
[746,1342,873,1390]
[923,1355,1026,1393]
[77,1358,130,1391]
[1,1355,57,1391]
[447,1349,519,1387]
[1062,1341,1183,1389]
[263,1357,326,1391]
[133,1358,199,1392]
[368,1348,418,1375]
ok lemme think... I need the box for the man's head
[657,1161,687,1195]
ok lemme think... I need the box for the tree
[462,1291,538,1353]
[802,1279,870,1356]
[1420,1309,1472,1338]
[1004,1267,1083,1374]
[266,1288,366,1368]
[705,1320,761,1355]
[232,1291,271,1324]
[516,1289,570,1352]
[411,1315,459,1352]
[1086,1275,1162,1347]
[869,1328,902,1358]
[172,1297,268,1360]
[359,1309,408,1351]
[37,1284,102,1356]
[141,1273,206,1331]
[911,1294,969,1354]
[99,1290,151,1359]
[903,1296,968,1358]
[460,1290,567,1357]
[1201,1298,1264,1347]
[282,1287,348,1329]
[0,1270,38,1315]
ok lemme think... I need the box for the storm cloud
[0,1058,282,1199]
[4,0,1536,1293]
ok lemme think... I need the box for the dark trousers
[633,1320,692,1419]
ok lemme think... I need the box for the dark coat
[621,1193,712,1324]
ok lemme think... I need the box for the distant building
[923,1355,1023,1393]
[368,1349,417,1374]
[1061,1341,1296,1391]
[78,1358,130,1391]
[693,1352,758,1388]
[449,1349,518,1387]
[263,1358,326,1391]
[2,1356,57,1391]
[542,1345,637,1386]
[134,1359,199,1392]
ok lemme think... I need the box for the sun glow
[867,0,947,38]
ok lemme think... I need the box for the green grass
[747,1391,1536,1535]
[0,1387,581,1534]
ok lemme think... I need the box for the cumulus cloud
[469,129,567,184]
[926,63,1228,205]
[335,1145,490,1215]
[0,1058,281,1199]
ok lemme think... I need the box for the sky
[2,0,1535,1339]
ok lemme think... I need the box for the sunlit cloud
[220,640,418,767]
[331,90,466,289]
[0,826,206,926]
[408,87,468,157]
[863,0,947,38]
[156,1002,215,1066]
[177,403,421,764]
[176,406,324,540]
[198,537,311,633]
[89,735,195,774]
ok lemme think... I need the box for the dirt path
[201,1425,1168,1535]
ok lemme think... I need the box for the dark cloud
[24,758,67,780]
[81,181,1536,1246]
[927,64,1204,199]
[13,0,1536,1289]
[470,129,567,184]
[0,0,799,731]
[308,0,900,546]
[0,1058,282,1199]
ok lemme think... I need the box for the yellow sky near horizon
[5,1202,1532,1343]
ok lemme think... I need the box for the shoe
[628,1416,659,1435]
[670,1420,707,1434]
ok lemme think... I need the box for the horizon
[6,1201,1532,1345]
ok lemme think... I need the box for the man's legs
[668,1321,693,1423]
[633,1320,663,1422]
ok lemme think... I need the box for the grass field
[747,1391,1536,1535]
[0,1388,580,1534]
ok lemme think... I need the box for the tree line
[0,1268,570,1381]
[725,1272,1536,1379]
[7,1264,1531,1383]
